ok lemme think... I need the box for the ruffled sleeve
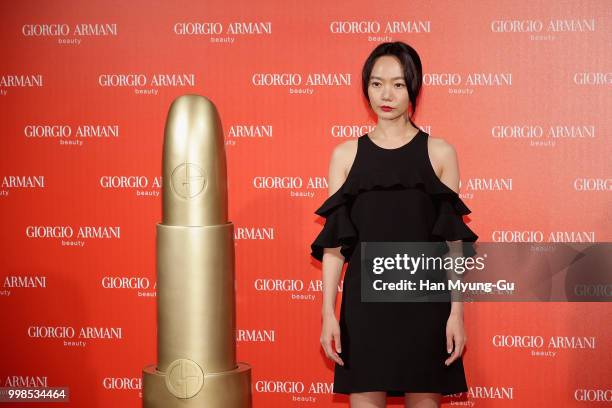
[310,189,358,263]
[309,169,479,261]
[430,192,479,257]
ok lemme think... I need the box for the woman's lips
[381,106,393,112]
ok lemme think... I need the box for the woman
[310,42,478,408]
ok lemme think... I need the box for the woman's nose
[382,85,392,99]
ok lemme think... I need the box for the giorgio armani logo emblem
[165,359,204,398]
[171,162,207,199]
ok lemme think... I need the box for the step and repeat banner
[1,1,610,407]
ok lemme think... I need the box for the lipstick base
[142,362,251,407]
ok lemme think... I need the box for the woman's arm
[433,137,468,365]
[320,141,354,317]
[319,141,355,367]
[434,138,465,317]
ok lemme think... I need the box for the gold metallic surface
[143,95,251,407]
[162,94,227,227]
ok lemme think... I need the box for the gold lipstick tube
[142,94,251,407]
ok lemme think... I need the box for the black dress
[310,130,478,397]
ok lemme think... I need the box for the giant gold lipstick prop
[142,95,251,407]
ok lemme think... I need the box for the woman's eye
[371,82,380,86]
[395,83,405,87]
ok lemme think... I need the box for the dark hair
[362,41,423,127]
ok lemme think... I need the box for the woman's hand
[444,313,467,366]
[320,314,344,366]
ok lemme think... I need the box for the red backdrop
[1,0,611,407]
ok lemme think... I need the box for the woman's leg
[350,391,386,407]
[404,392,441,408]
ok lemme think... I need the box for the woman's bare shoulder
[330,139,359,178]
[427,134,459,178]
[428,134,456,154]
[428,134,458,163]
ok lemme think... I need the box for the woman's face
[367,55,410,119]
